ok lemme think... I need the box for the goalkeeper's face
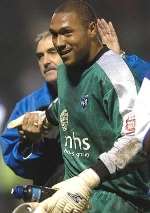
[49,11,95,69]
[36,35,62,84]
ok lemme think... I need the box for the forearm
[90,136,142,184]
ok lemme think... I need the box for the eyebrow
[47,47,56,51]
[36,47,56,56]
[49,26,73,34]
[35,52,43,57]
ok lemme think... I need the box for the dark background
[1,0,150,119]
[0,0,150,212]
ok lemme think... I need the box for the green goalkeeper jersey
[50,49,150,202]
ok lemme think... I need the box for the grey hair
[35,31,51,47]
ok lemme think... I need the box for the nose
[55,35,66,50]
[43,54,50,69]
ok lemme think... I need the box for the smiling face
[49,11,93,68]
[36,35,62,83]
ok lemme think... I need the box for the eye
[64,32,72,37]
[47,48,57,54]
[62,29,73,37]
[36,53,43,60]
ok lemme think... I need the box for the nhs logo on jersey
[80,95,88,109]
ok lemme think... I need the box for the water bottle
[11,185,56,202]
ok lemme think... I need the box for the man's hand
[7,111,50,143]
[97,18,121,54]
[34,177,90,213]
[7,111,46,129]
[34,169,100,213]
[21,112,46,135]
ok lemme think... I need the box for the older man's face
[36,35,62,83]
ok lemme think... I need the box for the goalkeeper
[9,1,150,213]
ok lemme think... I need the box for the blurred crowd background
[0,0,150,212]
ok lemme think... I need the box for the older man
[0,31,64,186]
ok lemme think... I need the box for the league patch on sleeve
[122,112,136,135]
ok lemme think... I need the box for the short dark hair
[54,0,97,27]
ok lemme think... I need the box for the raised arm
[97,18,121,54]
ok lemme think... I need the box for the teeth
[61,50,71,55]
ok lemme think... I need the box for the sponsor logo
[64,149,90,158]
[60,109,68,131]
[64,132,90,159]
[65,132,90,150]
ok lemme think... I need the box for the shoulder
[96,50,130,73]
[124,53,150,70]
[124,54,146,66]
[95,50,136,82]
[13,83,51,114]
[93,50,138,98]
[124,54,150,82]
[18,84,47,104]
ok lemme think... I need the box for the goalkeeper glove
[34,168,100,213]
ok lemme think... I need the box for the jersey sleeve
[92,51,142,180]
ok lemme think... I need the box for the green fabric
[58,62,123,178]
[51,50,150,211]
[88,190,143,213]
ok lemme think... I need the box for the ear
[88,21,97,38]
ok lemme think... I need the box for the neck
[66,42,105,86]
[68,41,103,72]
[89,40,103,62]
[47,82,57,99]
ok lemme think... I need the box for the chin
[45,72,57,81]
[62,55,75,65]
[46,76,57,83]
[62,56,81,68]
[64,60,76,67]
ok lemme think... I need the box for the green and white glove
[34,168,100,213]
